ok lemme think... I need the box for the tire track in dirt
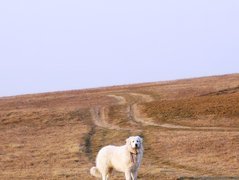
[125,93,191,129]
[90,94,138,131]
[90,106,130,131]
[107,94,127,105]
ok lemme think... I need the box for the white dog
[90,136,144,180]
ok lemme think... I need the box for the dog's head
[126,136,143,154]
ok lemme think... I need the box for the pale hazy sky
[0,1,239,97]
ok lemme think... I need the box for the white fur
[90,136,144,180]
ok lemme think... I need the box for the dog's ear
[126,137,131,145]
[140,137,143,143]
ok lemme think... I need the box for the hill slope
[1,74,239,179]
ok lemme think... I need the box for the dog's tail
[90,166,101,178]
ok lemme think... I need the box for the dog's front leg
[130,172,136,180]
[125,170,132,180]
[102,173,108,180]
[131,171,137,180]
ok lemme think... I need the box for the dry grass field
[1,74,239,179]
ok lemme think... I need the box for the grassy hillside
[0,74,239,179]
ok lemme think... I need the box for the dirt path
[90,106,126,130]
[107,94,127,105]
[117,93,192,129]
[108,93,191,129]
[108,92,153,104]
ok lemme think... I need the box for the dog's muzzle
[135,143,141,149]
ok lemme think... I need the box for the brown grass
[143,93,239,127]
[0,73,239,179]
